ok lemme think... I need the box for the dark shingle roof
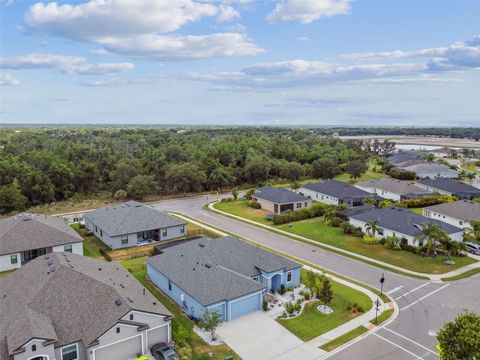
[254,186,309,204]
[350,206,463,237]
[424,200,480,221]
[302,180,371,200]
[0,213,83,256]
[388,152,423,165]
[83,201,186,237]
[418,178,480,196]
[0,253,171,357]
[147,236,300,306]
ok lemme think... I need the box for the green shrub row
[399,194,457,208]
[272,203,327,225]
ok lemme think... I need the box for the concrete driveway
[216,311,326,360]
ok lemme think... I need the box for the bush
[263,298,268,311]
[388,168,416,180]
[330,217,343,227]
[113,189,127,199]
[248,200,261,209]
[220,197,234,203]
[284,301,301,314]
[172,324,191,348]
[399,194,457,208]
[280,284,286,295]
[177,345,192,360]
[362,235,380,244]
[272,203,328,225]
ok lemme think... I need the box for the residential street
[150,195,480,360]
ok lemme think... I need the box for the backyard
[213,201,477,274]
[277,270,372,341]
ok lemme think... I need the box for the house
[417,178,480,200]
[355,178,432,202]
[387,151,424,165]
[0,213,83,272]
[423,200,480,230]
[253,186,311,214]
[300,180,372,208]
[84,201,187,249]
[348,207,464,246]
[396,162,458,179]
[147,236,301,322]
[0,253,173,360]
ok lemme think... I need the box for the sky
[0,0,479,126]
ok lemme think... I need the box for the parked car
[150,343,179,360]
[465,242,480,255]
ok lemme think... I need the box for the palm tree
[465,172,476,186]
[414,222,447,257]
[364,220,380,237]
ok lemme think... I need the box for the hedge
[388,168,416,180]
[399,194,457,208]
[272,203,327,225]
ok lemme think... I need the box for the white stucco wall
[422,209,472,230]
[415,171,458,179]
[0,252,21,272]
[300,188,339,205]
[52,241,84,255]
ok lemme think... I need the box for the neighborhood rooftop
[424,200,480,221]
[0,253,171,359]
[147,236,300,306]
[418,178,480,194]
[0,213,83,256]
[350,206,463,237]
[397,162,455,172]
[254,186,309,203]
[356,178,431,196]
[83,200,186,237]
[302,180,371,199]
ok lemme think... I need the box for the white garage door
[147,325,169,348]
[94,335,142,360]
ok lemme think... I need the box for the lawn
[277,218,476,274]
[214,198,271,224]
[319,326,368,352]
[334,159,388,184]
[71,223,110,259]
[121,257,239,360]
[277,270,372,341]
[0,269,15,279]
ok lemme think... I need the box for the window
[162,229,168,237]
[130,313,134,321]
[10,254,17,264]
[296,202,301,209]
[64,244,72,253]
[168,280,172,291]
[180,227,185,234]
[100,230,103,237]
[378,229,384,236]
[305,202,308,207]
[23,248,46,261]
[286,271,292,283]
[459,221,463,226]
[252,276,259,282]
[116,327,120,334]
[32,344,36,352]
[424,210,431,217]
[95,226,98,233]
[61,344,78,360]
[121,235,128,244]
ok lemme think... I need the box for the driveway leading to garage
[216,311,326,360]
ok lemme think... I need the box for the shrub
[363,235,379,244]
[388,168,416,180]
[220,197,233,202]
[245,188,255,200]
[272,203,328,225]
[399,194,457,208]
[173,324,191,347]
[330,217,343,227]
[113,189,127,199]
[263,298,268,311]
[280,284,286,295]
[284,301,301,314]
[248,200,261,209]
[177,345,192,360]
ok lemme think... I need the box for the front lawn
[214,198,271,224]
[277,271,372,341]
[320,326,368,352]
[277,218,476,274]
[121,257,239,360]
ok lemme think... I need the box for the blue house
[147,236,301,322]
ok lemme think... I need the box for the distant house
[84,201,187,249]
[147,236,301,322]
[417,178,480,200]
[0,213,83,272]
[387,151,423,165]
[396,162,458,179]
[348,207,464,246]
[300,180,371,208]
[253,186,311,214]
[0,253,173,360]
[423,200,480,230]
[355,178,432,202]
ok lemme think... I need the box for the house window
[459,221,463,226]
[121,235,128,244]
[95,226,98,233]
[116,327,120,334]
[316,193,318,198]
[61,344,78,360]
[64,244,73,253]
[180,227,185,234]
[418,240,424,247]
[32,344,36,352]
[305,202,308,207]
[252,276,259,282]
[168,280,172,291]
[424,210,431,217]
[10,254,17,264]
[378,229,384,236]
[100,230,103,237]
[130,313,134,321]
[286,271,292,283]
[162,229,168,237]
[296,203,301,209]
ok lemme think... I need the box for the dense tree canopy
[0,127,379,213]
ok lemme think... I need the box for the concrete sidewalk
[208,202,480,281]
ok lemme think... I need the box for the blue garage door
[229,292,262,321]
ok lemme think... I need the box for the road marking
[395,283,430,300]
[373,333,423,360]
[401,284,450,311]
[386,286,404,295]
[383,327,438,355]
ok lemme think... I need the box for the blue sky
[1,0,479,126]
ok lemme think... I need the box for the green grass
[214,199,272,224]
[320,326,369,352]
[121,257,239,360]
[71,223,110,259]
[409,208,423,215]
[277,218,476,274]
[441,267,480,281]
[0,269,15,279]
[370,308,394,326]
[277,270,372,341]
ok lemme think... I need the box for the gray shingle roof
[387,152,423,165]
[398,162,458,174]
[0,213,83,256]
[302,180,371,200]
[418,178,480,196]
[254,186,309,204]
[0,253,171,357]
[147,236,301,306]
[356,179,432,196]
[424,200,480,222]
[83,201,186,237]
[350,206,463,237]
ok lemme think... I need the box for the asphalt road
[150,195,480,360]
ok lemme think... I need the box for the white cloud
[0,53,134,75]
[0,72,20,86]
[297,36,310,42]
[267,0,350,24]
[89,48,110,56]
[217,5,240,22]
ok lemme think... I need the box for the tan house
[253,186,311,214]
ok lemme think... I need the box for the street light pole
[380,273,385,297]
